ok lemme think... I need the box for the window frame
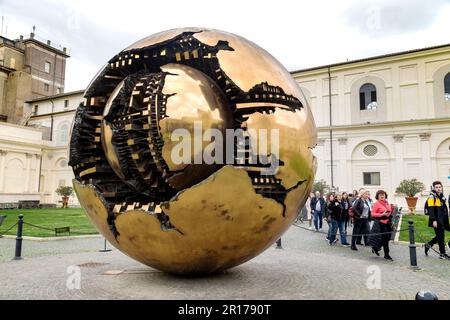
[444,73,450,101]
[44,61,51,73]
[363,172,381,186]
[359,83,378,110]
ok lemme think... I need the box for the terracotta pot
[62,196,69,208]
[405,196,418,214]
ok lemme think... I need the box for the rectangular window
[33,105,38,115]
[44,83,49,92]
[363,172,380,186]
[45,61,51,73]
[64,100,69,108]
[57,87,62,94]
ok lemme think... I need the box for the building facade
[0,90,82,206]
[292,44,450,207]
[0,33,69,124]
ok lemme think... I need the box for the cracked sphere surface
[69,28,317,275]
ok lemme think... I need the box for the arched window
[359,83,378,110]
[445,73,450,101]
[58,123,69,144]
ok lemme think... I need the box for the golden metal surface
[75,166,308,274]
[72,28,317,275]
[159,64,232,172]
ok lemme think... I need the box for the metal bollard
[13,214,24,260]
[276,238,283,249]
[99,238,112,252]
[408,220,420,270]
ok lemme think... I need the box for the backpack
[424,199,429,215]
[348,206,354,218]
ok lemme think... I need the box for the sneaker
[342,244,350,247]
[328,241,333,246]
[439,253,450,260]
[384,255,393,261]
[424,243,430,256]
[315,229,319,232]
[333,239,338,244]
[308,227,314,230]
[350,246,358,251]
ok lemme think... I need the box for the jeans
[328,219,338,243]
[338,220,349,245]
[429,227,446,254]
[313,210,323,230]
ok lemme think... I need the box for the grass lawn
[0,208,98,237]
[399,214,450,244]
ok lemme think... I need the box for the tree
[312,179,330,195]
[395,179,425,197]
[55,186,74,197]
[395,179,425,214]
[55,186,73,208]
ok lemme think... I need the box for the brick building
[0,32,69,124]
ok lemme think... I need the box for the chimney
[47,40,51,46]
[30,32,34,39]
[19,35,23,41]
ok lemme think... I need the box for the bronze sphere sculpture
[69,28,317,275]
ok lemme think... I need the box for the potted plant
[395,179,425,214]
[55,186,74,208]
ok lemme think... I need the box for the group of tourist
[300,181,450,261]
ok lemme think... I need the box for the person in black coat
[424,181,450,259]
[310,191,326,232]
[327,193,350,246]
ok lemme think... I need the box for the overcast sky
[1,0,449,91]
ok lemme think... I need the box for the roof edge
[290,43,450,74]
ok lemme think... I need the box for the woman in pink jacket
[371,190,394,260]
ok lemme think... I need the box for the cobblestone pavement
[0,222,449,300]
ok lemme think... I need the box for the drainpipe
[37,151,43,193]
[50,99,54,141]
[328,67,334,188]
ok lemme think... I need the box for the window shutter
[360,92,365,109]
[371,90,377,102]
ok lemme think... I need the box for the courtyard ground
[0,221,448,300]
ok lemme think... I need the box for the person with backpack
[351,189,371,251]
[424,181,450,260]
